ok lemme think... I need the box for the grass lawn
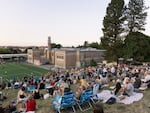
[0,62,49,81]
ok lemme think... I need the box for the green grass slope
[0,63,49,81]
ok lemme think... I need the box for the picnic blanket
[97,90,143,105]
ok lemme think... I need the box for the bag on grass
[106,97,116,105]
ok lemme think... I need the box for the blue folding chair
[53,92,76,113]
[28,85,35,92]
[34,76,40,83]
[76,89,92,112]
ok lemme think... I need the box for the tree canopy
[126,0,148,32]
[101,0,149,62]
[102,0,125,40]
[122,32,150,62]
[0,48,22,54]
[101,0,125,61]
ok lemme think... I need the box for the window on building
[57,56,64,59]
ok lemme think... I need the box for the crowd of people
[0,63,150,113]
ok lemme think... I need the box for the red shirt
[51,80,55,86]
[26,99,36,112]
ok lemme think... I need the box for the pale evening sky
[0,0,150,47]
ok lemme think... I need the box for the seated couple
[114,77,134,100]
[17,94,36,113]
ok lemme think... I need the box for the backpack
[106,97,116,105]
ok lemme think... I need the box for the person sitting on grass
[39,81,45,90]
[75,86,86,99]
[4,100,17,113]
[17,87,27,103]
[59,78,69,96]
[14,80,20,89]
[123,77,134,96]
[133,74,142,92]
[33,86,42,99]
[79,76,89,88]
[114,82,125,100]
[26,94,36,113]
[53,86,60,97]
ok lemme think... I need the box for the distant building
[27,37,105,69]
[0,54,27,62]
[54,48,105,69]
[54,49,76,69]
[27,48,49,65]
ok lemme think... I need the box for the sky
[0,0,150,47]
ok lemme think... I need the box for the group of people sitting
[17,88,36,113]
[113,77,134,100]
[0,86,37,113]
[0,63,150,113]
[53,64,150,112]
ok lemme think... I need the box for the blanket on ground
[97,90,143,105]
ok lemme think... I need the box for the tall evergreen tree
[126,0,148,32]
[101,0,125,61]
[102,0,125,41]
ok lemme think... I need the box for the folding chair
[34,76,39,83]
[53,92,76,113]
[91,83,100,104]
[76,89,92,112]
[28,85,35,92]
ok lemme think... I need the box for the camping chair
[34,76,39,83]
[91,83,100,104]
[53,92,76,113]
[76,89,92,112]
[28,85,35,92]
